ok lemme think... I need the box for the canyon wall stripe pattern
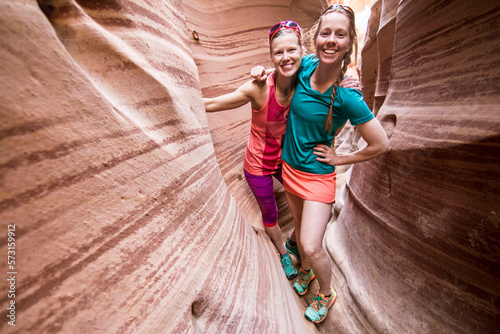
[332,0,500,333]
[0,0,310,333]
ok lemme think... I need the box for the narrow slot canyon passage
[185,0,500,332]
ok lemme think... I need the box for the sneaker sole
[293,273,315,296]
[305,290,337,323]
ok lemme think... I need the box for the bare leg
[264,224,287,255]
[300,200,333,296]
[285,191,305,261]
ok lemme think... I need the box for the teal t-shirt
[282,54,374,174]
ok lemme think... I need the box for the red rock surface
[1,0,499,333]
[330,0,500,333]
[0,1,311,333]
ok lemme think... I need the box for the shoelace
[310,295,328,311]
[282,255,292,267]
[297,271,310,285]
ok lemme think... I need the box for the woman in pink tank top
[204,22,304,279]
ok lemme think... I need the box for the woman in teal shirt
[282,53,375,175]
[281,5,390,323]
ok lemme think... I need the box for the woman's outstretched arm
[204,80,264,112]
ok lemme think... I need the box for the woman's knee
[302,243,324,260]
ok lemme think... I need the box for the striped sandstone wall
[0,0,310,333]
[330,0,500,333]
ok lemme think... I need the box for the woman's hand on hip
[313,144,338,166]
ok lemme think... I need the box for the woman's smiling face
[315,11,352,65]
[270,32,302,78]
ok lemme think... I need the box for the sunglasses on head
[269,20,302,41]
[322,4,354,16]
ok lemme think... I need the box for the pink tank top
[244,74,290,175]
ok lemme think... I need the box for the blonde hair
[305,6,358,133]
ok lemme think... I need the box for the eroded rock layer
[0,1,309,333]
[329,0,500,333]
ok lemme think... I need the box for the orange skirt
[283,162,336,203]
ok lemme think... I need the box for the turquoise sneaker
[280,253,297,279]
[293,268,315,296]
[285,238,301,264]
[304,288,337,323]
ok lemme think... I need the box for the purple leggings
[244,169,283,227]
